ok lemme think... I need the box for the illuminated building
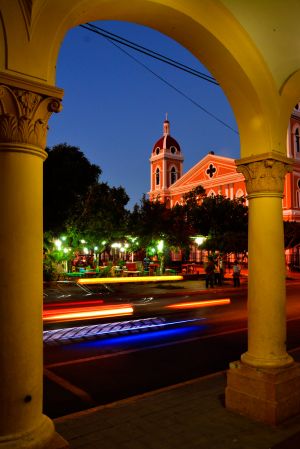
[150,110,300,223]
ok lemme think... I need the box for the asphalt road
[43,280,300,419]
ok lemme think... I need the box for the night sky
[47,20,240,209]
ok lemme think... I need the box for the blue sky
[47,21,240,209]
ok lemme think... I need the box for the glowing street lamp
[54,239,62,250]
[194,236,206,246]
[157,240,164,253]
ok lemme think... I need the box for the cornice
[0,72,63,99]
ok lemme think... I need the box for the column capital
[235,152,293,198]
[0,73,63,158]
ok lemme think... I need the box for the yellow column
[238,154,293,368]
[0,75,67,448]
[226,153,300,425]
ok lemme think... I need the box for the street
[43,280,300,419]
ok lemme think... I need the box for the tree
[127,196,192,271]
[43,143,101,233]
[43,143,130,277]
[284,221,300,250]
[128,196,192,249]
[186,195,248,254]
[69,182,130,245]
[183,185,206,207]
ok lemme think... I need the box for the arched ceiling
[0,0,300,158]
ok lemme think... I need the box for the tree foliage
[182,184,206,207]
[44,143,101,233]
[128,196,195,248]
[185,194,248,253]
[69,182,130,245]
[127,196,173,249]
[284,221,300,249]
[43,143,130,241]
[127,194,249,256]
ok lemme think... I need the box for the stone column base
[225,360,300,425]
[45,433,69,449]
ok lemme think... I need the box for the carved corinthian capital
[236,154,293,197]
[0,75,63,155]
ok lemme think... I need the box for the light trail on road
[45,323,246,369]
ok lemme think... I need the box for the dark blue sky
[47,21,240,209]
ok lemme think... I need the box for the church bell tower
[149,115,184,207]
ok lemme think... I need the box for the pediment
[172,153,238,189]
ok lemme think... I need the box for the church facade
[149,108,300,223]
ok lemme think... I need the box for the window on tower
[295,128,300,153]
[170,167,177,184]
[155,168,160,186]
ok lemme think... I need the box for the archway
[1,1,300,448]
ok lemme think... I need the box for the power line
[80,23,219,86]
[79,23,239,135]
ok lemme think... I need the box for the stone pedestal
[46,433,69,449]
[226,360,300,425]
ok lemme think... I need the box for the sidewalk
[53,275,300,449]
[55,361,300,449]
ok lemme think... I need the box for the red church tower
[149,114,184,208]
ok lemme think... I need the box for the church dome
[152,118,181,155]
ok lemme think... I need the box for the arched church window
[297,191,300,208]
[295,128,300,154]
[297,179,300,207]
[170,146,177,154]
[236,189,244,198]
[170,167,177,184]
[155,147,160,155]
[155,168,160,186]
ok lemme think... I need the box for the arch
[294,126,300,158]
[2,1,300,432]
[3,1,300,159]
[155,167,160,187]
[280,68,300,147]
[296,178,300,208]
[207,189,216,197]
[170,166,177,185]
[236,188,244,198]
